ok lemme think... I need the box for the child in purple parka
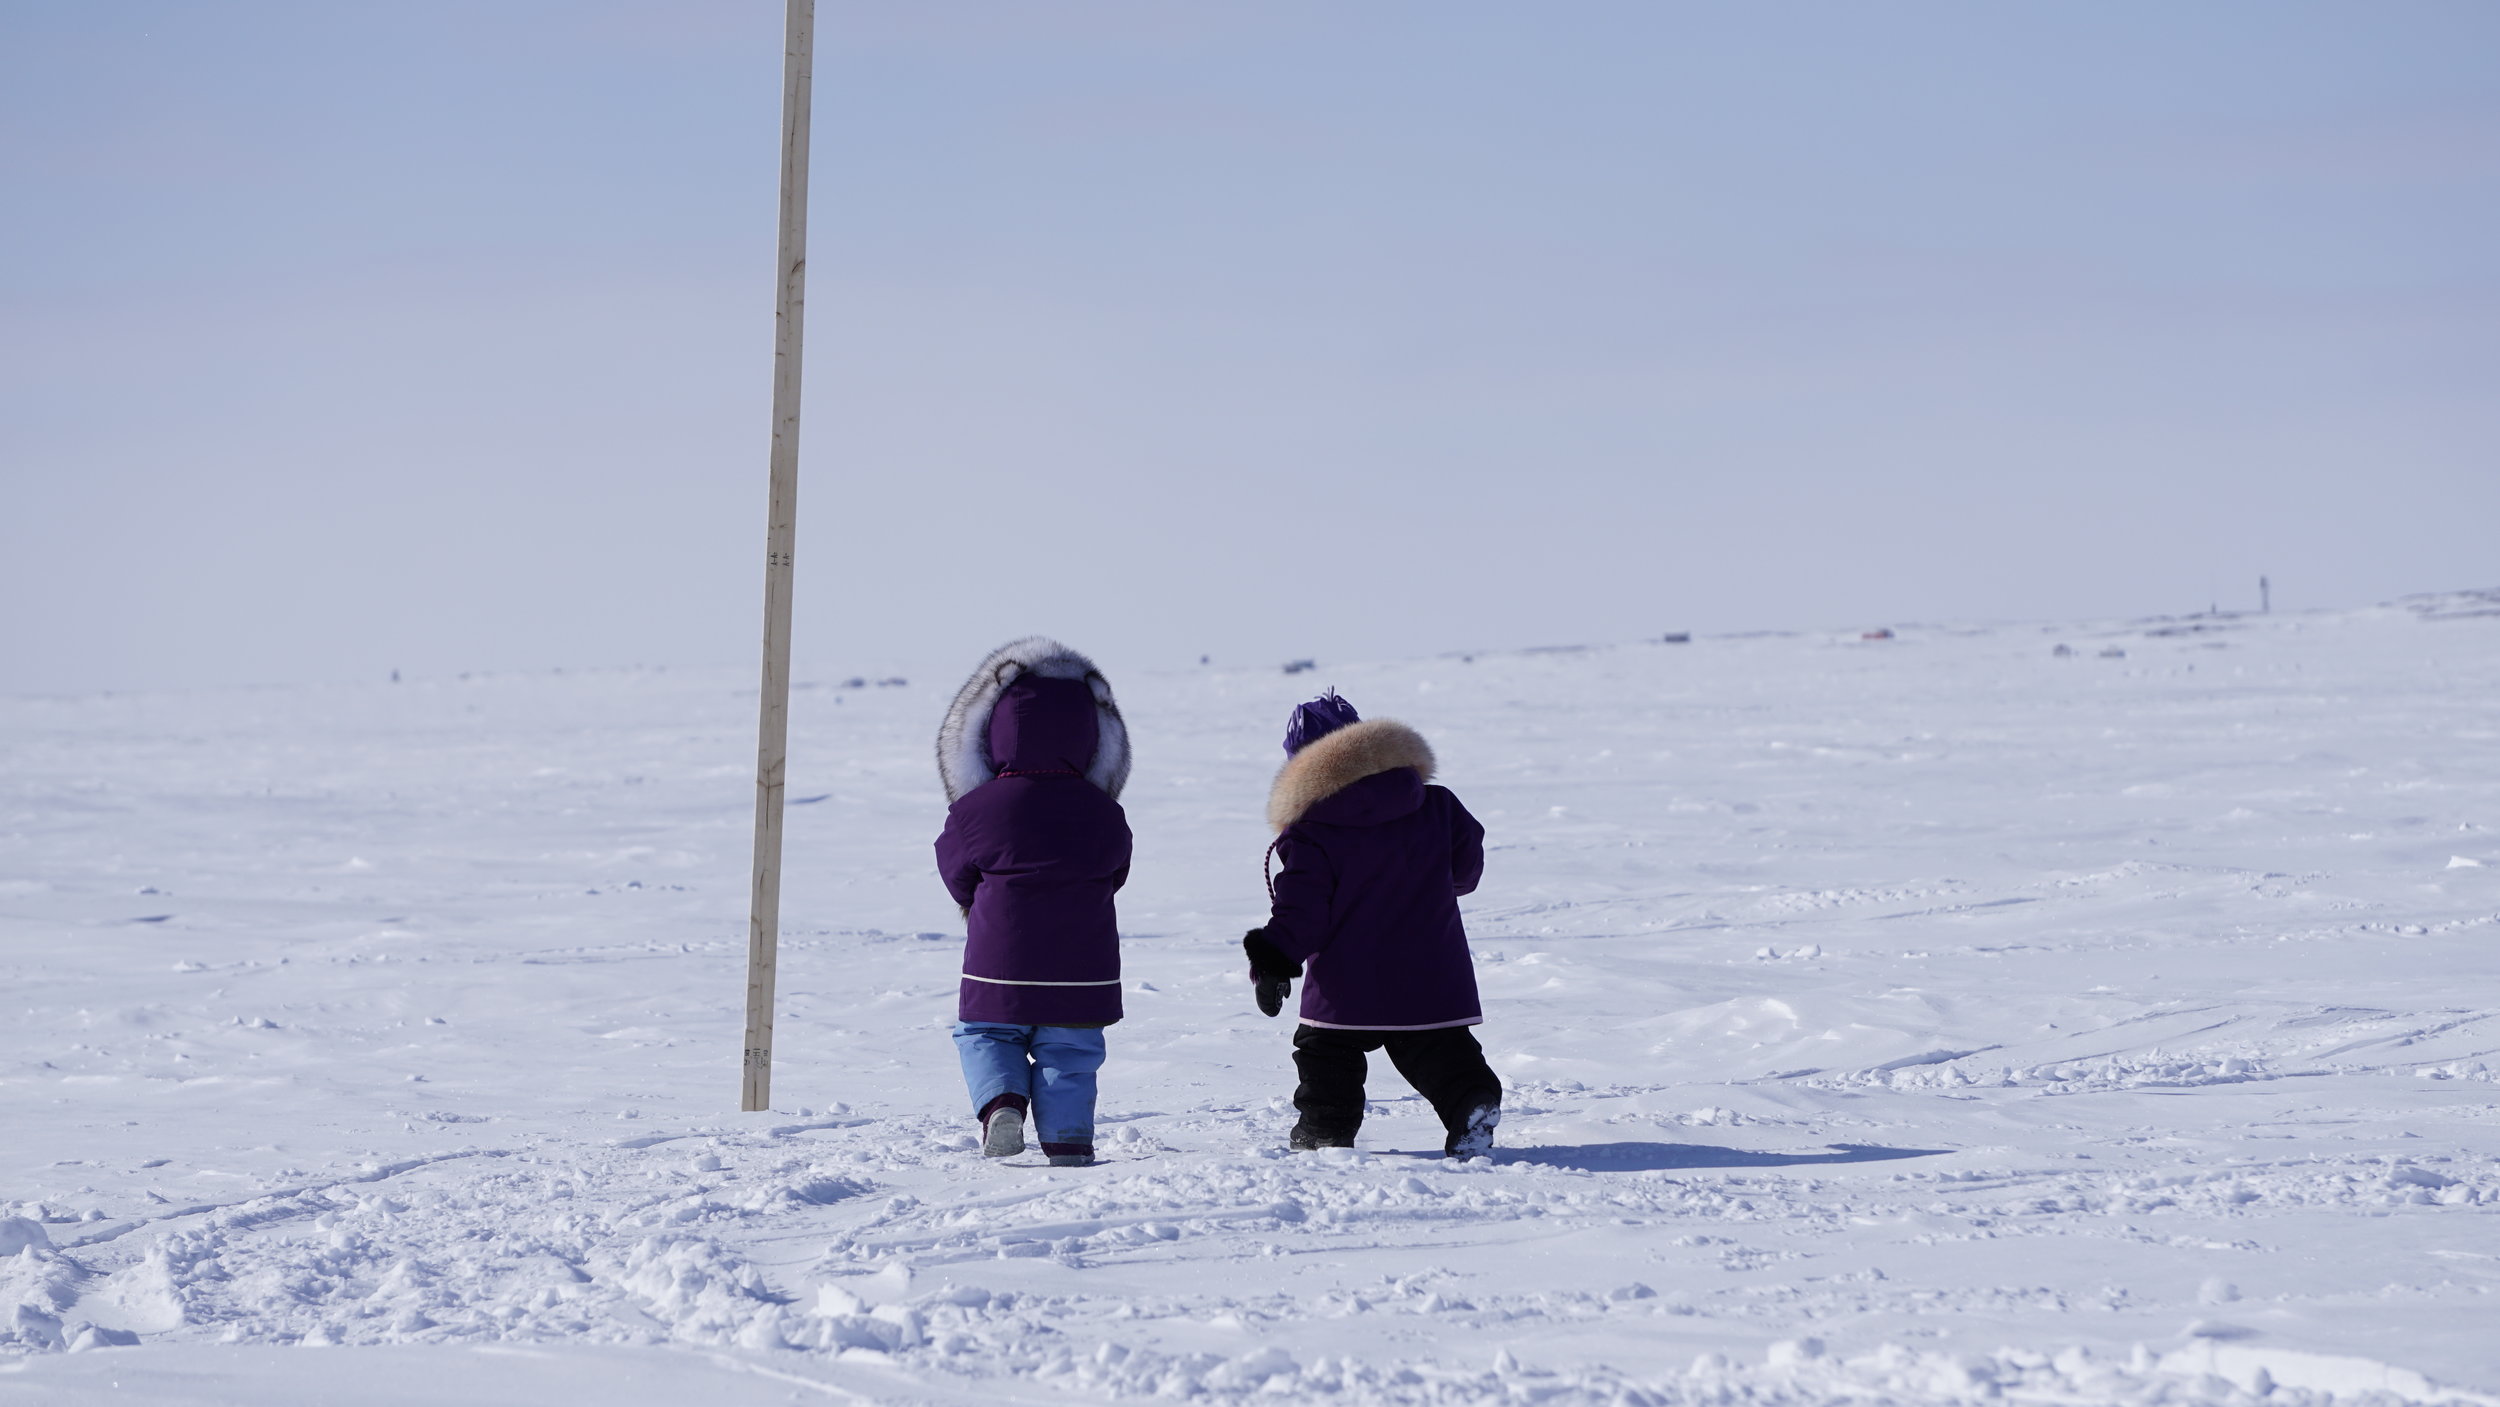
[934,638,1134,1168]
[1243,691,1504,1158]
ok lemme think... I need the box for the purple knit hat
[1283,690,1360,755]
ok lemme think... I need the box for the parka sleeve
[1107,806,1134,893]
[933,806,985,911]
[1100,814,1130,889]
[1262,830,1337,964]
[1446,790,1486,897]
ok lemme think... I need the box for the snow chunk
[0,1217,52,1256]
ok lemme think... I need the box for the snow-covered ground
[5,594,2498,1406]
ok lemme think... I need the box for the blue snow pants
[951,1023,1107,1155]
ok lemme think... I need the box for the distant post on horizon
[744,0,814,1114]
[2260,576,2271,614]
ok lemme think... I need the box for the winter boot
[1445,1103,1500,1160]
[1288,1123,1355,1152]
[1046,1152,1096,1168]
[982,1104,1026,1158]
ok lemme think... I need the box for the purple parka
[1261,719,1486,1030]
[934,657,1133,1026]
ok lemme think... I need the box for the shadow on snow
[1481,1141,1952,1172]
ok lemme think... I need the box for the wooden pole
[743,0,813,1113]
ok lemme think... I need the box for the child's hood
[986,677,1100,776]
[937,636,1131,803]
[1267,718,1437,832]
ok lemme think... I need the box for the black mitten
[1255,976,1290,1018]
[1244,928,1301,1018]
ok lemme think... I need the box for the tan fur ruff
[1266,719,1436,832]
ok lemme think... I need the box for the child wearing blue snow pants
[952,1024,1107,1158]
[932,639,1135,1168]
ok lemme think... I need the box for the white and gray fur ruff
[936,637,1131,804]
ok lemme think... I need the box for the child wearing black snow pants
[1242,693,1504,1158]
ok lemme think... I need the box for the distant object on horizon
[2261,576,2272,614]
[1861,628,1895,641]
[1283,659,1317,675]
[2099,646,2127,659]
[2052,644,2075,658]
[1660,632,1691,645]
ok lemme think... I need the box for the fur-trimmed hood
[1267,719,1436,832]
[937,637,1131,803]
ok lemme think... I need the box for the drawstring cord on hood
[1263,836,1282,904]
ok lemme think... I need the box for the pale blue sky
[4,2,2495,692]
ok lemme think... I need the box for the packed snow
[5,593,2498,1405]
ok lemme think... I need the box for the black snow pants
[1290,1024,1502,1153]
